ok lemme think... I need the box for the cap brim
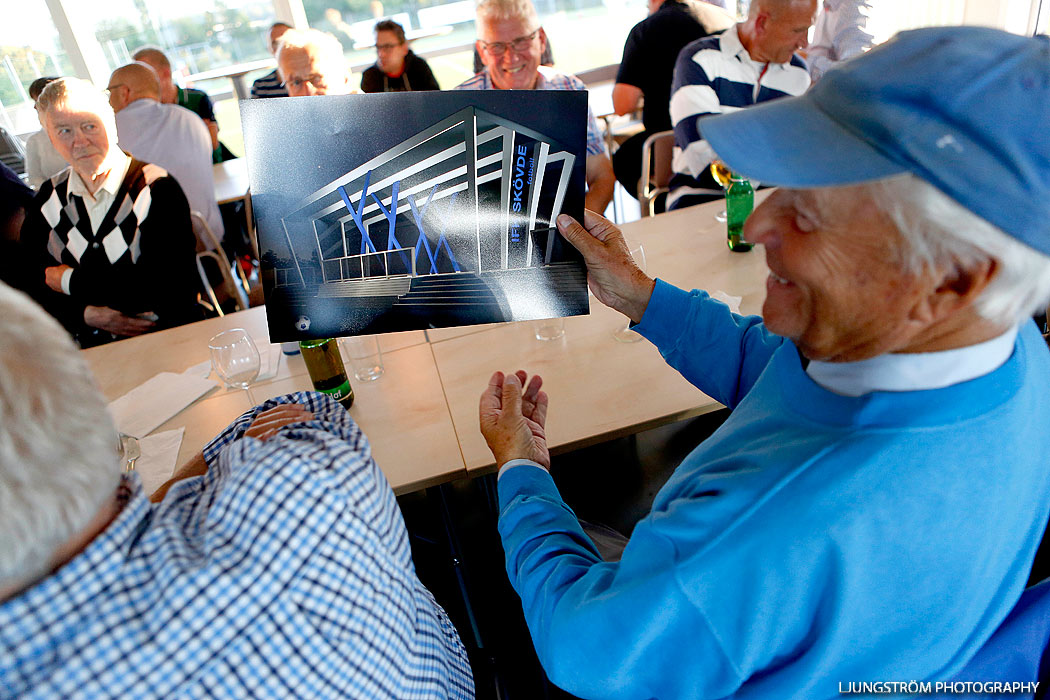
[701,94,908,188]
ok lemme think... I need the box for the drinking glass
[612,245,647,343]
[340,336,384,381]
[533,318,565,341]
[209,328,261,402]
[710,160,731,222]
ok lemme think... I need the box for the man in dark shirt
[611,0,732,201]
[0,162,34,293]
[21,78,200,347]
[361,20,440,93]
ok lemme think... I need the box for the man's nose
[743,200,779,248]
[797,34,810,50]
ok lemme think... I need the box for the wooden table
[82,196,770,492]
[186,58,276,101]
[81,308,460,494]
[431,198,770,473]
[213,158,259,258]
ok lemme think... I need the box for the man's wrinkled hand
[557,210,655,324]
[83,305,156,337]
[44,265,71,293]
[244,403,314,442]
[479,370,550,470]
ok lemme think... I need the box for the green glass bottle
[726,175,755,253]
[299,338,354,409]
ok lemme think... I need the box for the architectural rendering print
[242,91,590,341]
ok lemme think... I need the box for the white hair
[866,174,1050,325]
[36,77,116,126]
[0,283,119,588]
[476,0,541,29]
[276,28,348,76]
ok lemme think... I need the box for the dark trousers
[611,130,652,200]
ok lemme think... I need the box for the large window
[8,0,1045,153]
[0,3,74,134]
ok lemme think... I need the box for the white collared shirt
[806,326,1020,397]
[59,152,131,294]
[807,0,875,81]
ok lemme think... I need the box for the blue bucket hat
[700,26,1050,256]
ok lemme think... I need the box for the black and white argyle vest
[39,159,165,269]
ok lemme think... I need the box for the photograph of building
[243,91,590,340]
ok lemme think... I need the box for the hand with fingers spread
[244,403,315,442]
[479,370,551,470]
[557,210,656,324]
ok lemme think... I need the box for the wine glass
[208,328,261,403]
[612,245,647,343]
[710,160,732,223]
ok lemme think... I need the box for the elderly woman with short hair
[21,77,200,347]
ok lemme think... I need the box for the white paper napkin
[109,372,216,438]
[133,428,185,495]
[183,359,212,379]
[710,290,743,315]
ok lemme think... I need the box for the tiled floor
[398,408,730,699]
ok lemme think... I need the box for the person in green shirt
[132,47,234,163]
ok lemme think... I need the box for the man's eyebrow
[793,191,824,225]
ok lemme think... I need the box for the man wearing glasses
[276,28,354,97]
[456,0,615,214]
[361,20,440,93]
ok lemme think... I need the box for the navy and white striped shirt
[251,68,289,98]
[0,391,474,699]
[668,27,810,209]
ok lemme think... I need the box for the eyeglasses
[375,42,403,52]
[478,29,540,57]
[281,74,329,90]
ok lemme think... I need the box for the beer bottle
[299,338,354,409]
[726,175,755,253]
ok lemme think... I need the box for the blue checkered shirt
[455,66,607,156]
[0,391,474,699]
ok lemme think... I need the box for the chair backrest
[638,130,675,217]
[190,210,249,313]
[0,126,26,176]
[949,578,1050,682]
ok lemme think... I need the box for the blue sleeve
[498,466,743,698]
[633,279,786,409]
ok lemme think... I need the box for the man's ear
[753,11,771,36]
[915,258,999,323]
[538,27,548,55]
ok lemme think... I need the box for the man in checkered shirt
[0,282,474,698]
[456,0,616,215]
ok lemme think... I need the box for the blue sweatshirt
[498,280,1050,699]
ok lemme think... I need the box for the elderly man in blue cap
[478,26,1050,697]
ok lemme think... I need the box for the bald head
[107,62,160,113]
[131,47,176,103]
[739,0,817,63]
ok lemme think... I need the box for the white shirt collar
[724,24,791,70]
[805,326,1020,397]
[67,150,130,203]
